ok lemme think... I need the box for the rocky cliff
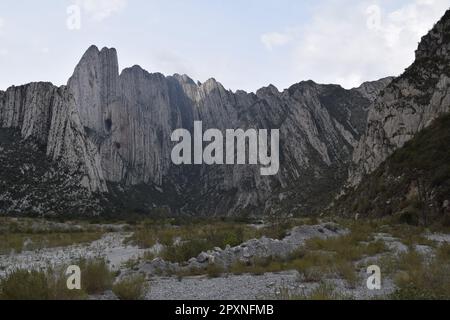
[350,10,450,186]
[0,49,390,216]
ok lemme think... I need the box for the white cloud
[261,32,292,51]
[290,0,450,88]
[151,50,196,77]
[75,0,127,21]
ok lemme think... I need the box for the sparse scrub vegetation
[205,263,226,278]
[78,259,115,295]
[0,258,115,300]
[0,269,58,300]
[112,274,148,300]
[332,114,450,227]
[274,282,347,300]
[390,246,450,300]
[0,215,448,300]
[0,232,104,255]
[0,217,105,254]
[300,282,345,300]
[129,218,298,263]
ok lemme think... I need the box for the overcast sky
[0,0,449,92]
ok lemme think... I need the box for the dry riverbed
[0,217,449,300]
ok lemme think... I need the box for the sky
[0,0,449,92]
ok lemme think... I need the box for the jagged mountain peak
[256,84,279,96]
[74,45,119,72]
[416,9,450,61]
[171,73,197,86]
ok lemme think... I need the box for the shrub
[206,264,225,278]
[112,274,148,300]
[334,260,359,288]
[0,270,50,300]
[304,282,342,300]
[161,239,210,263]
[390,248,450,300]
[398,207,420,226]
[79,259,114,294]
[0,259,114,300]
[366,240,388,256]
[0,268,86,300]
[0,232,103,255]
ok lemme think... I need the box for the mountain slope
[332,114,450,226]
[350,9,450,186]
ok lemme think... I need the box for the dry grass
[78,259,115,295]
[274,282,348,300]
[128,218,297,252]
[0,258,115,300]
[112,274,148,300]
[0,268,87,300]
[0,232,104,255]
[389,245,450,300]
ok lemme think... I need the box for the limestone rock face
[0,49,390,216]
[63,44,390,215]
[0,82,106,193]
[349,10,450,186]
[355,77,394,101]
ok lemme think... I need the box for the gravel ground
[146,272,300,300]
[1,222,447,300]
[145,270,395,300]
[0,232,146,277]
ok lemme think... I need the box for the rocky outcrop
[354,77,394,101]
[0,82,106,193]
[349,10,450,186]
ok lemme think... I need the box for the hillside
[332,114,450,226]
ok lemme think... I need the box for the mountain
[0,47,389,216]
[333,114,450,226]
[2,8,449,218]
[349,9,450,186]
[332,9,450,224]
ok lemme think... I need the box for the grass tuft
[112,274,148,300]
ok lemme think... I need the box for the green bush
[390,248,450,300]
[397,207,420,226]
[206,264,225,278]
[0,270,50,300]
[161,239,211,263]
[112,274,148,300]
[0,268,86,300]
[79,259,114,294]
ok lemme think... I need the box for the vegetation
[228,222,386,286]
[0,214,448,300]
[274,282,348,300]
[0,258,115,300]
[128,218,298,263]
[389,244,450,300]
[6,269,83,300]
[78,259,115,294]
[112,274,148,300]
[332,114,450,228]
[0,232,103,255]
[0,217,106,254]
